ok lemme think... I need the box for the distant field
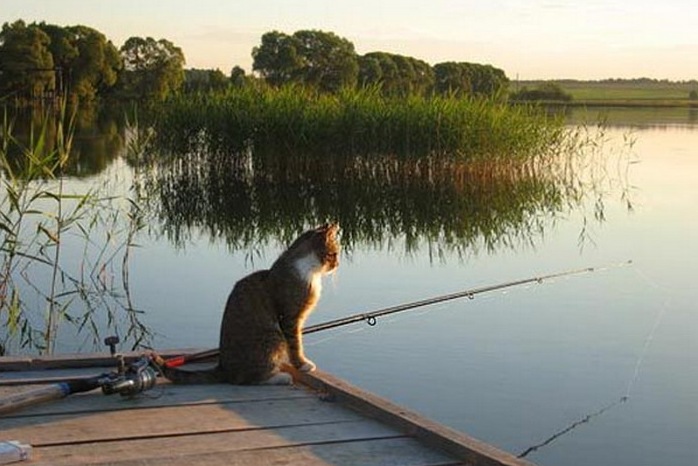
[514,80,698,106]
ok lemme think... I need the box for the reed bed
[145,86,590,256]
[1,105,150,354]
[154,86,565,162]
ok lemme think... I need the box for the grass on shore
[514,80,698,107]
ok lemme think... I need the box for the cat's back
[225,269,273,315]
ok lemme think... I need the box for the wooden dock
[0,352,534,466]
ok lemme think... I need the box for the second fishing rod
[166,261,631,368]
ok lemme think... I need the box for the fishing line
[622,266,672,399]
[518,396,628,458]
[624,295,671,399]
[518,265,672,459]
[305,319,370,348]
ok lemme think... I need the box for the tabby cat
[158,223,339,385]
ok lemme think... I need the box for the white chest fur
[293,253,323,293]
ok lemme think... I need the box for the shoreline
[512,99,698,109]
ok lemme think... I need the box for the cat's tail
[149,353,222,384]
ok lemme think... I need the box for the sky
[3,0,697,81]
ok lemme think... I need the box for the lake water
[3,107,697,466]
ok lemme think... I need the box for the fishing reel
[99,336,158,397]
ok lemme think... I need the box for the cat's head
[288,223,340,275]
[316,223,340,273]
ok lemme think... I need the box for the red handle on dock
[161,348,219,368]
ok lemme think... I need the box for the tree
[67,26,121,100]
[433,62,508,98]
[183,68,229,93]
[0,21,121,102]
[0,20,54,99]
[510,82,572,102]
[292,30,358,92]
[252,31,302,87]
[118,36,185,101]
[38,24,121,101]
[36,22,78,95]
[357,54,382,88]
[208,69,229,92]
[252,30,358,92]
[230,66,247,87]
[358,52,433,96]
[434,62,463,96]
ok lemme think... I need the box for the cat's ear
[322,223,339,238]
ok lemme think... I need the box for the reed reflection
[136,145,584,257]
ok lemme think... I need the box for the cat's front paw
[297,359,316,373]
[262,372,293,385]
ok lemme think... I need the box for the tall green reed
[1,103,150,355]
[155,85,565,163]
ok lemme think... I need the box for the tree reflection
[3,104,125,178]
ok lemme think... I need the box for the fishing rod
[0,261,629,414]
[167,261,632,367]
[0,336,159,416]
[0,357,158,416]
[2,261,628,391]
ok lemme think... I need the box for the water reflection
[556,105,698,129]
[4,104,125,177]
[135,146,589,257]
[1,105,145,354]
[2,104,634,260]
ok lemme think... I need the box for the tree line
[0,21,509,104]
[251,30,509,97]
[0,20,185,103]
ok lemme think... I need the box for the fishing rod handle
[0,384,68,416]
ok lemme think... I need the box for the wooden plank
[1,352,530,466]
[2,397,365,445]
[30,420,408,465]
[32,437,462,466]
[300,371,534,466]
[0,355,33,371]
[0,349,205,372]
[1,382,313,418]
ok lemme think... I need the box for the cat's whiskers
[329,268,339,288]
